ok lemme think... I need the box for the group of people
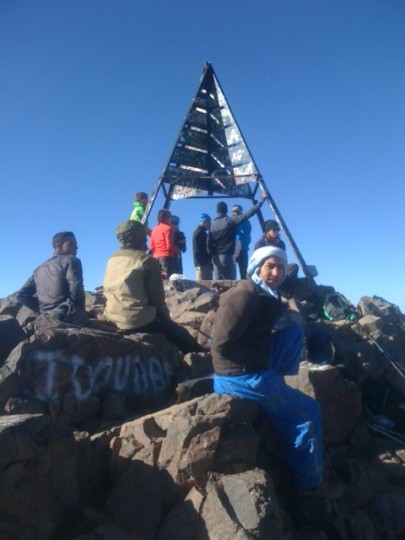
[130,191,297,283]
[14,192,338,500]
[130,192,186,279]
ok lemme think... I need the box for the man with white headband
[211,246,337,497]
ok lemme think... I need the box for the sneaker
[296,481,344,500]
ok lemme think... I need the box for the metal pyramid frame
[143,62,315,280]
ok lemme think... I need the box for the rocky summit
[0,277,404,540]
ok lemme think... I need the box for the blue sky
[1,1,404,312]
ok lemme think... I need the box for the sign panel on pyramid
[157,62,261,201]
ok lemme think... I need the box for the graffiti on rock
[24,349,175,403]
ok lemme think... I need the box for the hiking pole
[353,323,405,381]
[366,422,405,445]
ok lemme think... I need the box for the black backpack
[323,292,358,322]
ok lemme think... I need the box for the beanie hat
[115,220,146,249]
[199,213,211,222]
[171,215,180,224]
[264,219,280,232]
[217,202,228,213]
[231,204,243,213]
[247,246,287,277]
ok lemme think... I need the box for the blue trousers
[214,324,323,489]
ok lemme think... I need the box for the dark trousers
[135,315,204,354]
[158,256,176,278]
[236,249,249,279]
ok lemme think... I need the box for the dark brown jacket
[211,279,282,375]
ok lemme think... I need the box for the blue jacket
[236,220,252,251]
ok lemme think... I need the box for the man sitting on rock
[211,246,342,499]
[103,220,204,354]
[16,231,87,324]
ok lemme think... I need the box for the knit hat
[231,204,243,213]
[115,220,146,249]
[199,213,211,222]
[264,219,280,232]
[171,215,180,224]
[247,246,287,277]
[217,202,228,213]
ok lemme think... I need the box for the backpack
[323,292,358,322]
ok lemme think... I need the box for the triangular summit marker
[144,62,316,280]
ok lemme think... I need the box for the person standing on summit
[150,209,176,278]
[207,193,268,280]
[232,204,252,279]
[192,213,213,281]
[254,219,286,251]
[130,192,151,235]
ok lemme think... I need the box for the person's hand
[261,192,268,200]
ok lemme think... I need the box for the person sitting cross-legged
[103,220,204,354]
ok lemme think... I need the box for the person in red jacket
[150,209,176,278]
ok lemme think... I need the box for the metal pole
[257,176,316,283]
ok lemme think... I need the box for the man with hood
[211,246,339,498]
[103,220,203,353]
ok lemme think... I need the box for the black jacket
[211,279,283,375]
[17,253,85,313]
[208,201,262,256]
[192,225,211,266]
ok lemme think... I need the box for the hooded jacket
[130,201,145,222]
[103,248,170,330]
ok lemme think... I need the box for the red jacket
[150,222,175,258]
